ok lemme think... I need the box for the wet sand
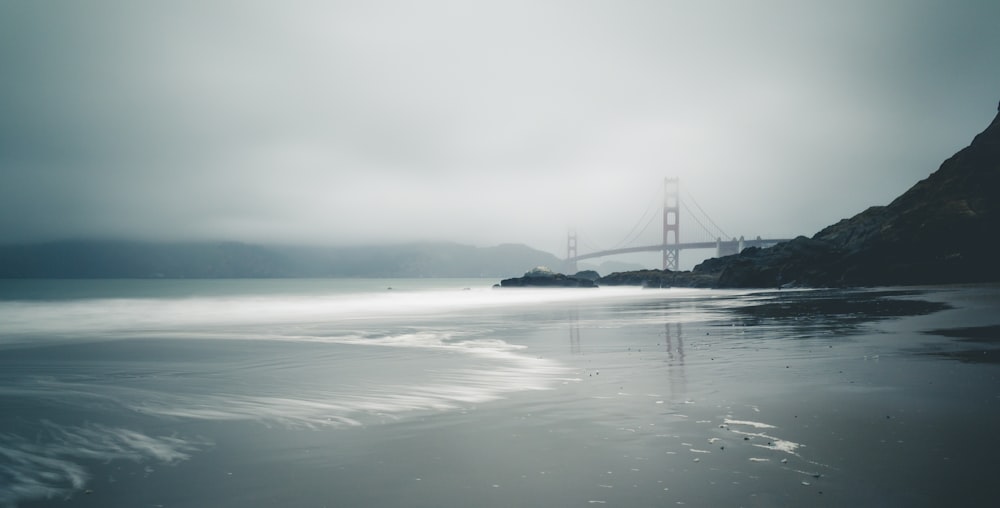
[3,283,998,507]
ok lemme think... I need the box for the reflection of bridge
[566,178,792,271]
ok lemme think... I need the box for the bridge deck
[569,239,793,262]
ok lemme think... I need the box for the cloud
[1,0,998,263]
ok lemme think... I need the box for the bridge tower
[566,229,578,274]
[662,177,680,270]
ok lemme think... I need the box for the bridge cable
[682,190,731,240]
[680,200,723,243]
[612,205,658,249]
[680,197,722,240]
[618,205,661,249]
[579,235,608,253]
[607,191,660,251]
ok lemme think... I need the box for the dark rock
[699,103,1000,288]
[499,266,597,288]
[598,268,718,288]
[709,236,843,288]
[573,270,601,281]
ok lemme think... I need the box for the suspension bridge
[565,178,793,272]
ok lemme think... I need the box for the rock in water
[499,266,597,287]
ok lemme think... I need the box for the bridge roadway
[569,238,794,263]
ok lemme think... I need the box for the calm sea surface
[1,279,998,507]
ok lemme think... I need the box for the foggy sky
[2,0,999,265]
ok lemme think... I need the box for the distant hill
[0,241,563,279]
[698,102,1000,287]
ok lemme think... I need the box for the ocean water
[1,279,998,507]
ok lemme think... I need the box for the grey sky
[1,0,998,266]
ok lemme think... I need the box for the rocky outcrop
[701,103,1000,287]
[700,236,844,288]
[573,270,601,282]
[598,269,718,288]
[499,266,597,288]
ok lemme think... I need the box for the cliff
[702,103,1000,287]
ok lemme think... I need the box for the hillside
[0,241,562,279]
[699,102,1000,287]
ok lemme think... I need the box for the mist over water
[1,280,998,507]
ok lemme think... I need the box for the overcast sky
[2,0,998,263]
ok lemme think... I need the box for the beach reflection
[568,308,582,354]
[663,321,687,402]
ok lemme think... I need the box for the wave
[0,285,719,344]
[0,421,207,507]
[128,330,570,428]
